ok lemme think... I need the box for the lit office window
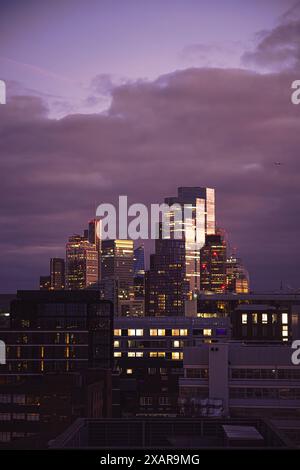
[128,329,136,336]
[172,352,183,360]
[128,352,136,357]
[114,329,122,336]
[252,313,258,324]
[173,340,180,348]
[150,329,158,336]
[136,329,143,336]
[158,329,165,336]
[157,352,165,358]
[172,329,180,336]
[282,326,288,337]
[114,352,122,358]
[203,329,212,336]
[114,340,120,348]
[242,314,247,324]
[262,314,268,324]
[180,329,188,336]
[149,352,158,357]
[282,313,288,325]
[126,369,133,375]
[136,352,144,358]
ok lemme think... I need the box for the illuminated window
[128,329,136,336]
[136,329,143,336]
[272,314,277,324]
[173,340,180,348]
[180,329,188,336]
[126,369,133,375]
[242,314,247,324]
[150,329,158,336]
[282,313,288,325]
[172,329,180,336]
[136,352,143,358]
[114,340,120,348]
[114,329,122,336]
[252,313,258,324]
[172,352,183,360]
[203,329,212,336]
[114,352,122,358]
[262,314,268,324]
[149,352,158,358]
[158,329,165,336]
[282,326,288,337]
[128,352,136,357]
[157,352,165,358]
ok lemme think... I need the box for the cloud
[0,67,300,292]
[242,2,300,72]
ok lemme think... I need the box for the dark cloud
[242,1,300,72]
[0,67,300,292]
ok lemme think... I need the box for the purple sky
[1,0,300,292]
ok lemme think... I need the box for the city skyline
[1,0,300,293]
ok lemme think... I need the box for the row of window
[0,394,39,404]
[114,328,221,337]
[140,396,170,406]
[230,387,300,399]
[114,351,184,360]
[0,412,39,421]
[231,368,300,380]
[241,313,288,325]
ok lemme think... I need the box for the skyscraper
[65,235,99,290]
[226,254,250,294]
[133,245,145,299]
[146,187,215,316]
[50,258,65,290]
[200,233,227,293]
[100,239,134,314]
[88,218,101,280]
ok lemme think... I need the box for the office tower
[133,245,145,299]
[200,233,227,293]
[88,218,101,280]
[146,187,215,316]
[100,239,134,315]
[65,235,98,290]
[226,255,249,294]
[50,258,65,290]
[39,275,51,291]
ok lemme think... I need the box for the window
[140,397,152,406]
[114,352,122,357]
[172,352,183,360]
[128,352,136,357]
[113,340,120,348]
[0,394,11,404]
[203,329,212,336]
[136,329,143,336]
[12,413,25,420]
[0,413,10,421]
[136,352,143,358]
[114,329,122,336]
[157,352,165,358]
[157,329,165,336]
[172,329,180,336]
[128,329,136,336]
[149,352,158,358]
[159,396,170,405]
[150,329,157,336]
[126,368,133,375]
[180,329,188,336]
[282,326,288,337]
[173,340,180,348]
[0,432,11,442]
[27,413,39,421]
[282,313,288,325]
[13,394,25,404]
[252,313,258,324]
[262,314,268,324]
[242,314,247,324]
